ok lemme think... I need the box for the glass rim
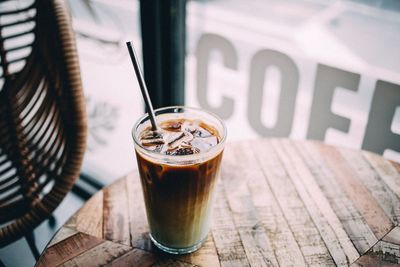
[132,106,227,163]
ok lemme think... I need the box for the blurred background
[71,0,400,185]
[1,0,399,265]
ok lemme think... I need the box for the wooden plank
[61,239,132,266]
[103,177,131,246]
[47,227,78,248]
[371,239,400,260]
[390,161,400,174]
[352,254,398,267]
[152,259,199,267]
[278,140,359,266]
[254,139,332,266]
[339,148,400,226]
[352,226,400,266]
[104,248,157,267]
[246,139,308,267]
[64,213,77,230]
[298,141,377,254]
[217,143,278,267]
[234,141,310,267]
[211,181,250,267]
[382,226,400,244]
[317,144,394,240]
[238,142,303,266]
[36,232,104,267]
[105,247,198,267]
[252,140,324,266]
[126,172,152,251]
[363,151,400,201]
[76,190,103,239]
[176,233,221,267]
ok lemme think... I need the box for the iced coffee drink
[132,107,226,254]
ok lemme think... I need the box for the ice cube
[161,121,182,132]
[141,138,165,146]
[166,132,185,145]
[168,132,194,147]
[141,129,164,140]
[167,147,200,155]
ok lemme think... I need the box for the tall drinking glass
[132,106,226,254]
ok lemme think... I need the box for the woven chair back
[0,0,87,246]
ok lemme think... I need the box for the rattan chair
[0,0,87,258]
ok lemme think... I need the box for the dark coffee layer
[139,119,220,155]
[137,118,223,249]
[136,151,223,248]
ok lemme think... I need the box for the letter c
[196,33,236,119]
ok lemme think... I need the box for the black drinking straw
[126,41,159,132]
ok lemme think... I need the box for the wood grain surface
[36,139,400,267]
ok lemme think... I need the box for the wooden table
[37,139,400,266]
